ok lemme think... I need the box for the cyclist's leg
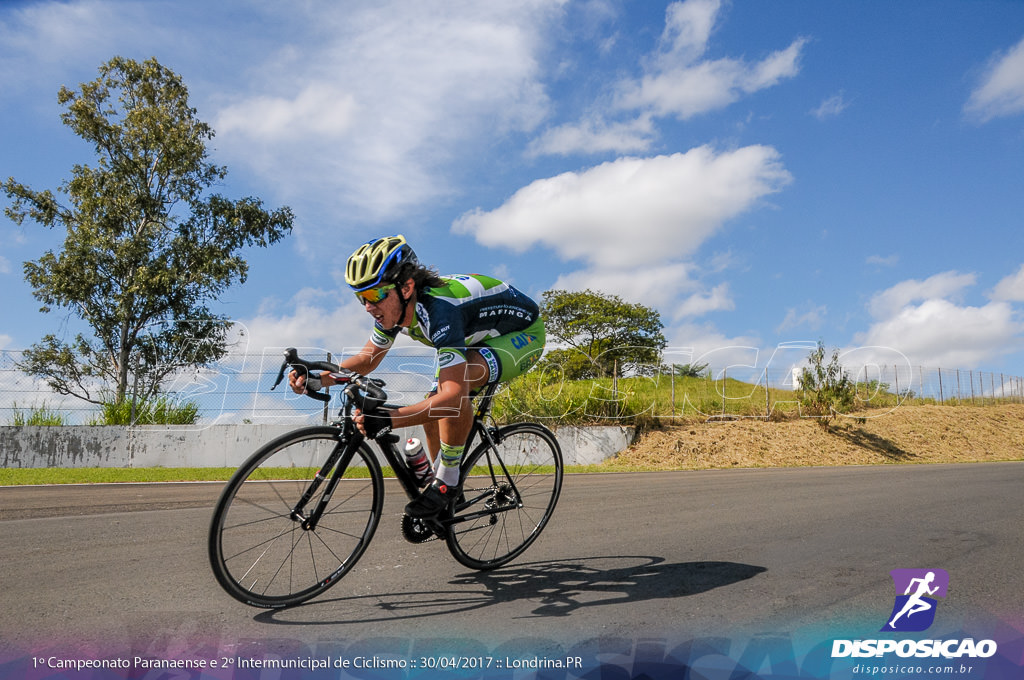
[434,317,545,483]
[415,354,490,485]
[434,354,489,485]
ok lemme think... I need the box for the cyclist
[290,235,545,519]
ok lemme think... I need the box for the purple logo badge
[881,568,949,632]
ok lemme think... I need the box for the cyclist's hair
[394,261,445,292]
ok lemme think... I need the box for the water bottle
[403,437,432,487]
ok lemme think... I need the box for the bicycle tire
[446,422,563,570]
[208,426,384,608]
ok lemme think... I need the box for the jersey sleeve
[369,322,401,349]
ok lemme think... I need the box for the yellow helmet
[344,235,418,291]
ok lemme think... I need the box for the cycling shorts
[430,316,545,390]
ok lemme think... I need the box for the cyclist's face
[361,280,412,328]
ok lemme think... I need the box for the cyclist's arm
[289,339,389,393]
[379,358,478,427]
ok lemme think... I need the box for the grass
[0,465,572,486]
[7,402,70,426]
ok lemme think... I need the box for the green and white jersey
[370,274,540,370]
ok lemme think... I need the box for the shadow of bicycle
[254,555,766,626]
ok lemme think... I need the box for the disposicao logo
[831,568,998,660]
[881,568,948,632]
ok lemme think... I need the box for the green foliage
[3,56,293,406]
[539,289,666,380]
[7,402,70,426]
[90,394,199,425]
[668,362,709,378]
[492,368,794,427]
[798,341,856,426]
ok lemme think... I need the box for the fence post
[670,366,676,414]
[322,352,332,425]
[764,367,770,419]
[938,368,944,403]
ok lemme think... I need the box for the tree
[798,341,856,426]
[3,56,293,405]
[539,289,666,379]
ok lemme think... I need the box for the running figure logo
[881,568,949,632]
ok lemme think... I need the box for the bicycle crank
[400,514,438,543]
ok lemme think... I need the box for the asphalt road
[1,463,1022,662]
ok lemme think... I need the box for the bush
[798,342,856,427]
[91,394,199,425]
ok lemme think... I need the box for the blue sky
[3,0,1024,382]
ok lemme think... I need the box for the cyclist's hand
[355,409,393,439]
[288,369,307,395]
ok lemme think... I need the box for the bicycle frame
[293,382,521,535]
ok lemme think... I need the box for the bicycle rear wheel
[446,422,563,570]
[208,426,383,608]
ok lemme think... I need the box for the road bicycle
[208,348,563,608]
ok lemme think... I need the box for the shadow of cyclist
[451,556,767,618]
[254,555,766,625]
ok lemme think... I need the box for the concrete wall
[0,424,634,469]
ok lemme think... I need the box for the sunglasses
[355,284,395,305]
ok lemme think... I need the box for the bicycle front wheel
[446,422,563,570]
[208,426,384,608]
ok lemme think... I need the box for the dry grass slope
[609,404,1024,470]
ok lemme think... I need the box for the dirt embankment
[611,404,1024,470]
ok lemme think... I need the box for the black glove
[361,410,393,439]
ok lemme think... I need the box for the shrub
[91,394,199,425]
[798,342,856,427]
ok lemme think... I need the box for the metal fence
[2,349,1023,426]
[0,348,437,426]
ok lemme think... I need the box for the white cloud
[658,0,721,65]
[0,255,10,274]
[0,334,12,350]
[665,323,763,376]
[549,263,694,309]
[614,0,807,120]
[675,283,734,319]
[865,254,899,267]
[216,85,358,140]
[867,271,976,319]
[529,0,806,157]
[776,304,827,333]
[856,298,1022,369]
[965,35,1024,121]
[238,289,374,358]
[210,0,562,221]
[453,145,791,269]
[0,1,149,95]
[856,271,1024,369]
[527,115,655,157]
[991,263,1024,302]
[811,92,849,120]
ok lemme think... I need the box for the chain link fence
[2,348,1023,426]
[0,348,437,426]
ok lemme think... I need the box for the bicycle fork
[290,438,358,531]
